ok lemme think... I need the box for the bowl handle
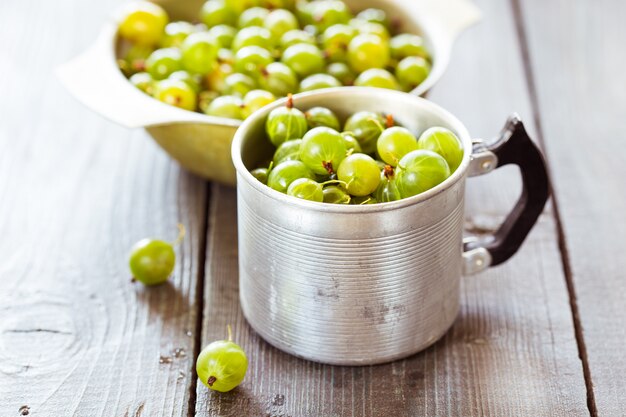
[416,0,482,44]
[462,115,551,275]
[57,26,211,128]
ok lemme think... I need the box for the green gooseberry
[287,178,324,202]
[129,225,185,286]
[265,95,308,147]
[196,327,248,393]
[267,160,315,193]
[395,150,451,198]
[343,111,386,154]
[417,127,464,172]
[322,185,351,204]
[250,167,270,184]
[273,139,302,165]
[304,107,341,130]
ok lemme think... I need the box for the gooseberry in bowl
[114,0,439,122]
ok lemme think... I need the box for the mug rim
[231,87,473,213]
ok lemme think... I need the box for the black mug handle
[464,115,550,270]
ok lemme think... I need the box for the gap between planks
[187,182,213,417]
[509,0,597,415]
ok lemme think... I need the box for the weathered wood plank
[196,196,587,416]
[519,0,626,414]
[194,0,589,415]
[0,0,206,416]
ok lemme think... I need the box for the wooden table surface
[1,0,624,416]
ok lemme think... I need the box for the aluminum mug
[231,88,549,365]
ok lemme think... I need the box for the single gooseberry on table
[196,326,248,392]
[129,224,185,285]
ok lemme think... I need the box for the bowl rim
[231,87,473,214]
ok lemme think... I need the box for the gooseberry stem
[174,223,186,246]
[321,179,348,187]
[286,93,294,109]
[383,165,395,179]
[368,117,385,133]
[386,114,394,128]
[227,324,232,342]
[322,161,334,175]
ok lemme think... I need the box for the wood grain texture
[519,0,626,414]
[0,0,206,416]
[0,0,600,415]
[195,194,587,416]
[194,0,589,415]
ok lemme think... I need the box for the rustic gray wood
[196,194,588,417]
[0,0,206,415]
[194,1,588,414]
[0,0,604,414]
[519,0,626,414]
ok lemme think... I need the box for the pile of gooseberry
[117,0,432,120]
[251,96,463,204]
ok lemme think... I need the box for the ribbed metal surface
[238,183,465,365]
[232,88,476,365]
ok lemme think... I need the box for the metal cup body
[232,88,473,365]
